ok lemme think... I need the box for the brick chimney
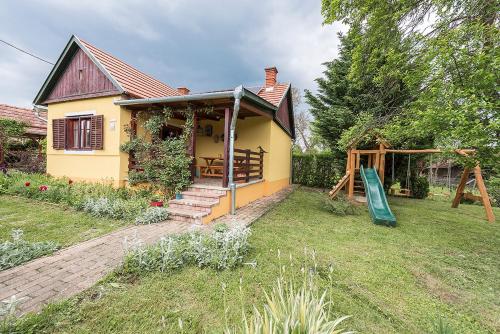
[264,67,278,88]
[177,87,190,95]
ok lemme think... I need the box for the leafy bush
[134,207,169,225]
[123,225,250,274]
[229,277,351,334]
[410,176,429,199]
[323,194,360,216]
[0,171,153,222]
[0,230,59,271]
[486,176,500,207]
[292,153,343,189]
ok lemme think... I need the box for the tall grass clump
[123,224,250,274]
[226,249,352,334]
[323,194,360,216]
[0,230,59,271]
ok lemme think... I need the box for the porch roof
[114,86,278,119]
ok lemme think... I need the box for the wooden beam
[452,168,470,208]
[379,143,386,184]
[222,108,232,188]
[386,149,444,154]
[239,101,273,118]
[348,151,355,198]
[474,166,495,223]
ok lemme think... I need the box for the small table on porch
[198,156,246,178]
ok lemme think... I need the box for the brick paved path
[0,186,294,315]
[213,186,295,227]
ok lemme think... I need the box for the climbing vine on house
[121,107,195,198]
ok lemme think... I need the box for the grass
[0,195,126,247]
[10,189,500,333]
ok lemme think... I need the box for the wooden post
[348,151,355,198]
[245,149,250,182]
[379,143,386,184]
[452,168,470,208]
[259,149,264,179]
[345,150,351,191]
[473,166,495,223]
[374,152,380,175]
[222,108,232,188]
[355,152,360,170]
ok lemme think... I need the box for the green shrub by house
[292,153,342,188]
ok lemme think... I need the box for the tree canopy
[316,0,499,165]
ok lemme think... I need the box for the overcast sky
[0,0,344,109]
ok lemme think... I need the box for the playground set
[329,134,495,226]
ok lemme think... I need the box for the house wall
[196,116,272,178]
[46,98,292,204]
[46,95,130,186]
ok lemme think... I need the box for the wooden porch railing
[233,148,265,182]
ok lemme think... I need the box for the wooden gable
[274,88,295,138]
[43,48,119,104]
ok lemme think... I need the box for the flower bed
[0,171,166,224]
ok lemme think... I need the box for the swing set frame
[330,135,495,223]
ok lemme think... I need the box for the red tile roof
[0,104,47,136]
[79,39,181,99]
[256,83,290,106]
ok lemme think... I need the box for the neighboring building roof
[0,104,47,137]
[79,39,181,99]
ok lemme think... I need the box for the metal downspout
[229,85,244,215]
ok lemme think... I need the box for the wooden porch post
[222,108,232,188]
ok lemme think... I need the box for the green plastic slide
[360,166,397,227]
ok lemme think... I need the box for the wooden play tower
[330,134,495,223]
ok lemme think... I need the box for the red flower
[39,185,48,192]
[25,182,30,187]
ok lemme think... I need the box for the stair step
[187,185,226,195]
[170,199,218,207]
[169,199,218,213]
[181,191,225,202]
[166,208,207,225]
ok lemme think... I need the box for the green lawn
[13,189,500,333]
[0,195,126,246]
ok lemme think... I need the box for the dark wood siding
[43,49,119,104]
[275,92,292,134]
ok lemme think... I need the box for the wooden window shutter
[90,115,104,150]
[52,118,66,150]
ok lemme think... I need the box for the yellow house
[33,35,295,224]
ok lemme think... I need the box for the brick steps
[166,186,228,225]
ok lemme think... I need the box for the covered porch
[117,87,275,189]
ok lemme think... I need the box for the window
[66,116,91,150]
[53,115,103,151]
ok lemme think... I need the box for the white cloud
[38,0,164,40]
[0,48,51,107]
[238,1,345,94]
